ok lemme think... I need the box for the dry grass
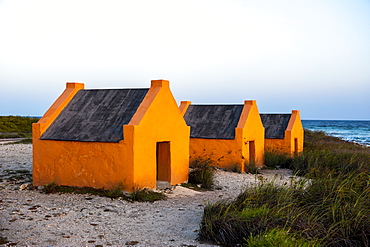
[199,130,370,246]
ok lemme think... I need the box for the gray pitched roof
[260,114,291,139]
[184,105,243,139]
[41,88,148,142]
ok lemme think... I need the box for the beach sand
[0,144,293,246]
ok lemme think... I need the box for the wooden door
[156,142,171,181]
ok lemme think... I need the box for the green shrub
[245,228,322,247]
[0,116,39,133]
[228,162,242,173]
[264,130,370,178]
[129,188,166,202]
[106,183,125,199]
[198,171,370,246]
[289,130,370,178]
[42,182,125,199]
[264,150,293,169]
[244,161,260,174]
[188,157,215,189]
[43,182,59,193]
[199,201,251,244]
[298,172,370,245]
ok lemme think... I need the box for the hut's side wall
[264,138,286,152]
[189,138,243,170]
[32,139,134,190]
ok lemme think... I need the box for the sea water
[302,120,370,146]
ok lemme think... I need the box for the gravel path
[0,144,293,246]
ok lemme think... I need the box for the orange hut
[33,80,190,191]
[180,100,265,172]
[260,110,304,155]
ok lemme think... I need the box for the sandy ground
[0,144,293,246]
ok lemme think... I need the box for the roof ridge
[83,88,149,91]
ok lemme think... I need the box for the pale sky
[0,0,369,120]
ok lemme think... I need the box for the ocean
[302,120,370,146]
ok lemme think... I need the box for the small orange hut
[33,80,190,191]
[180,100,265,172]
[260,110,304,155]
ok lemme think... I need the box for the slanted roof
[184,105,243,139]
[41,88,148,142]
[260,114,291,139]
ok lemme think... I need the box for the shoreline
[0,138,26,145]
[302,120,370,147]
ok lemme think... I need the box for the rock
[19,183,30,190]
[37,185,45,190]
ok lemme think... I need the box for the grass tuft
[244,162,260,174]
[264,150,293,169]
[245,228,322,247]
[188,157,215,189]
[198,130,370,246]
[42,182,167,202]
[43,182,125,199]
[228,162,242,173]
[129,188,166,202]
[106,183,125,199]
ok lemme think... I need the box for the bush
[199,172,370,246]
[43,182,125,199]
[245,228,322,247]
[244,161,260,174]
[198,130,370,246]
[264,130,370,178]
[228,162,242,173]
[0,116,39,133]
[106,183,125,199]
[188,157,215,189]
[129,188,166,202]
[264,150,293,169]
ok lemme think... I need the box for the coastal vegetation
[3,115,370,245]
[0,115,39,139]
[187,157,215,189]
[199,130,370,246]
[43,182,166,202]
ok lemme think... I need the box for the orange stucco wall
[182,100,264,172]
[32,140,134,189]
[189,138,243,169]
[33,80,189,191]
[264,110,304,155]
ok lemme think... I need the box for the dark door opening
[156,142,171,182]
[294,138,298,155]
[249,141,256,165]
